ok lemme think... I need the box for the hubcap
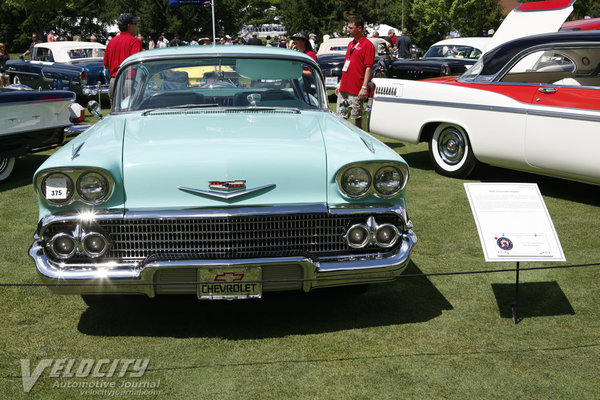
[438,128,465,165]
[0,157,7,173]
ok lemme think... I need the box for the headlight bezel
[340,166,372,198]
[36,168,115,206]
[77,171,110,204]
[41,172,75,204]
[374,166,404,197]
[336,162,408,199]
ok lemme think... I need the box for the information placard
[464,183,565,262]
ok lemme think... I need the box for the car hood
[486,0,574,53]
[122,111,329,209]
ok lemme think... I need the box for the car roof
[474,30,600,77]
[316,37,387,56]
[429,37,491,49]
[34,41,106,50]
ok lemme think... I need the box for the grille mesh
[94,213,401,261]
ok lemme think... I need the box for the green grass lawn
[1,107,600,399]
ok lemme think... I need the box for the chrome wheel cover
[437,128,465,165]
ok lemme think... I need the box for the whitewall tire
[0,157,16,182]
[429,123,477,178]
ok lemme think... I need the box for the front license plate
[197,266,262,300]
[325,76,338,87]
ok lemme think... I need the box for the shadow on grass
[396,150,433,172]
[474,164,600,207]
[492,281,575,320]
[77,262,453,338]
[0,154,50,193]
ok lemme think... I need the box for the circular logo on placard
[496,237,513,250]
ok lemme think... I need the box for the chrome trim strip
[374,96,600,123]
[178,184,276,199]
[36,204,410,231]
[528,108,600,123]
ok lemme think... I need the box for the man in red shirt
[103,13,143,105]
[335,16,375,128]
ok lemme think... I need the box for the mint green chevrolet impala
[29,45,416,303]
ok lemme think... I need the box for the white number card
[45,177,68,200]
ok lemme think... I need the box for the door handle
[538,87,557,94]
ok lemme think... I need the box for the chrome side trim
[375,96,528,115]
[178,184,276,200]
[374,96,600,123]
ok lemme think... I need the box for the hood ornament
[178,180,276,200]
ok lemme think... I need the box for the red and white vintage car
[370,1,600,185]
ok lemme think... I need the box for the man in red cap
[103,13,143,104]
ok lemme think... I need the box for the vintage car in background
[560,17,600,31]
[385,0,579,80]
[385,37,490,80]
[317,37,393,88]
[370,30,600,185]
[29,45,417,303]
[5,41,109,100]
[0,84,76,182]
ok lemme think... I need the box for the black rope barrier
[0,261,598,287]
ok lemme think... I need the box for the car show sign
[464,183,565,262]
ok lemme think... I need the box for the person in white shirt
[309,33,318,52]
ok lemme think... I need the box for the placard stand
[464,183,565,325]
[512,262,520,324]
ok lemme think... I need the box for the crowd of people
[2,11,416,124]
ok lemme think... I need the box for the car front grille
[96,213,401,262]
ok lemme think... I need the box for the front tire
[429,123,477,178]
[0,157,16,182]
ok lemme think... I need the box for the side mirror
[19,55,25,61]
[87,100,102,119]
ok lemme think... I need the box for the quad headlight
[41,172,75,204]
[37,168,114,205]
[337,162,408,199]
[341,167,371,197]
[343,217,402,249]
[374,166,403,197]
[77,172,109,203]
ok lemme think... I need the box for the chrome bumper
[29,205,417,297]
[81,84,109,96]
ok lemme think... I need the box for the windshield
[423,45,482,60]
[113,56,326,112]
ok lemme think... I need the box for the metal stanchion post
[512,261,520,324]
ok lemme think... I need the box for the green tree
[409,0,503,49]
[449,0,503,38]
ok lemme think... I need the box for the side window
[501,49,575,85]
[34,48,53,62]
